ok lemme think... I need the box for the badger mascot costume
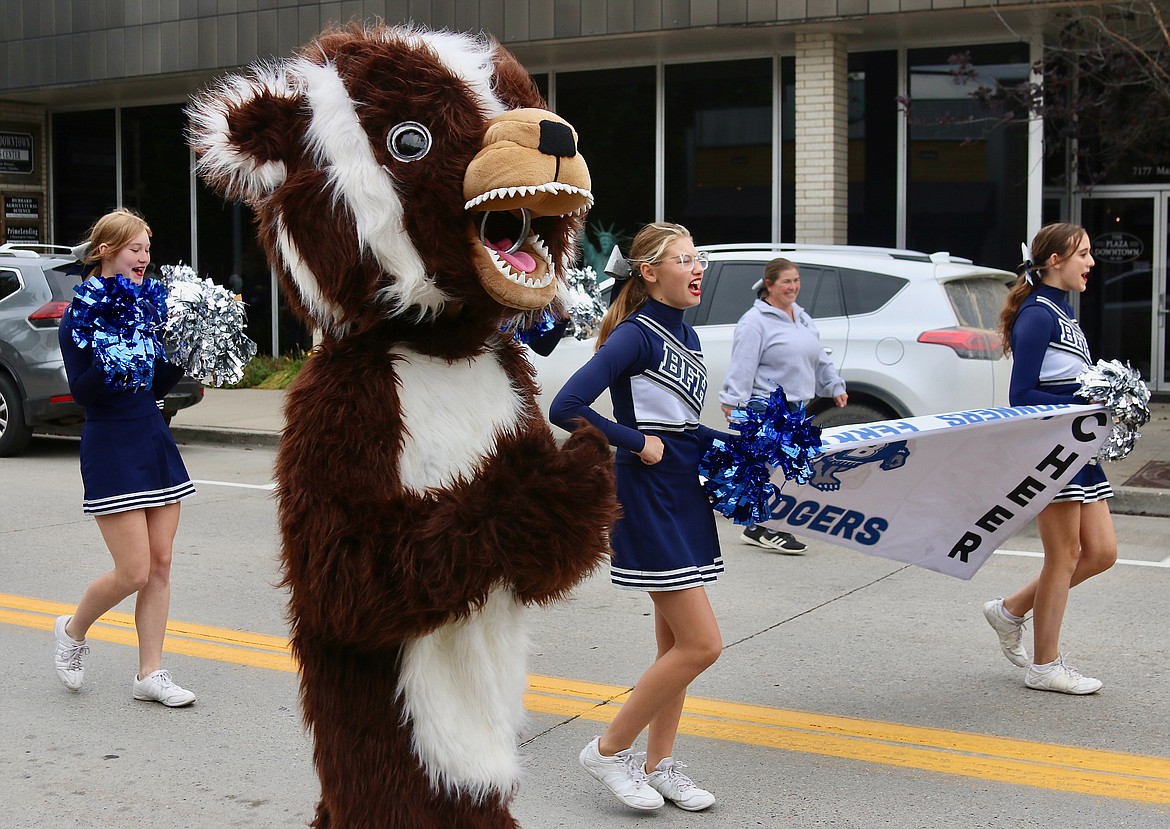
[188,24,617,828]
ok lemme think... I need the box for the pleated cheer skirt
[609,462,723,592]
[79,414,196,515]
[1051,461,1113,504]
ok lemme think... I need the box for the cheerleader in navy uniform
[552,223,722,812]
[52,208,197,707]
[982,223,1117,694]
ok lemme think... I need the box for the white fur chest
[393,345,526,494]
[393,345,530,800]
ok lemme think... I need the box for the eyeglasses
[669,252,709,271]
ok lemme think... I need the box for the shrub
[227,351,309,390]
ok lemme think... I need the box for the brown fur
[190,24,616,828]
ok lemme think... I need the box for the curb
[1109,485,1170,518]
[168,426,281,449]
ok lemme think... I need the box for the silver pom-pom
[1076,359,1151,461]
[562,266,608,340]
[159,263,258,387]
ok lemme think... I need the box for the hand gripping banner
[757,404,1111,579]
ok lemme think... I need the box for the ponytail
[595,222,692,350]
[998,222,1086,356]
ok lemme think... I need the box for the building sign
[5,224,40,243]
[0,132,34,174]
[1094,232,1144,264]
[4,195,38,220]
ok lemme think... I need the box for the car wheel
[0,373,34,457]
[813,403,890,429]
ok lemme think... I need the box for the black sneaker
[740,525,808,554]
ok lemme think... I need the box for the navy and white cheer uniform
[551,299,724,591]
[59,299,196,516]
[1010,283,1111,503]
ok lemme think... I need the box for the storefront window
[665,59,773,245]
[554,67,655,268]
[194,185,287,356]
[51,110,116,248]
[847,51,898,248]
[906,44,1029,269]
[780,56,794,243]
[120,105,192,267]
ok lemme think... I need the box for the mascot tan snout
[189,24,617,829]
[465,108,592,310]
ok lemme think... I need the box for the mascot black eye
[387,121,432,162]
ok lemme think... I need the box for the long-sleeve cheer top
[550,298,722,475]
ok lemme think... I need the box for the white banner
[759,404,1111,579]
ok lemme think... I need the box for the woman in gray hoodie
[719,257,847,553]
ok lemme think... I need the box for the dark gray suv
[0,244,204,456]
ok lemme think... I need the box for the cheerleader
[53,208,197,707]
[551,222,722,812]
[983,222,1117,694]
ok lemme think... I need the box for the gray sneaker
[52,615,88,691]
[578,737,664,811]
[982,598,1029,667]
[132,669,196,707]
[646,757,715,811]
[1025,656,1102,695]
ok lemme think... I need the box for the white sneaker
[646,757,715,811]
[132,669,196,707]
[1025,656,1102,695]
[578,737,664,811]
[53,615,88,690]
[982,598,1029,668]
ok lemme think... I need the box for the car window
[944,277,1009,329]
[48,263,86,298]
[0,267,21,302]
[839,267,906,315]
[702,262,763,325]
[800,267,846,319]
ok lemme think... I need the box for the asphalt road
[2,436,1168,828]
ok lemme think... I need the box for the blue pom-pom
[501,309,558,344]
[699,386,823,525]
[69,275,166,391]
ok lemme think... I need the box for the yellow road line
[6,592,1169,804]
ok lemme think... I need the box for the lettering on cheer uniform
[657,341,707,412]
[1056,316,1090,356]
[631,315,707,432]
[947,411,1108,564]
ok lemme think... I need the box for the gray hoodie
[718,298,845,407]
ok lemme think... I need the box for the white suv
[529,243,1015,431]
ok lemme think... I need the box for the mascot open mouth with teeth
[188,24,618,829]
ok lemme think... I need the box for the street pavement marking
[6,591,1170,804]
[997,548,1170,568]
[190,478,277,491]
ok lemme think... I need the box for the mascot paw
[561,423,613,465]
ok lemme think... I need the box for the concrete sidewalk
[169,387,1170,516]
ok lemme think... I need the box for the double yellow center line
[6,592,1169,804]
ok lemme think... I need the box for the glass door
[1076,193,1164,389]
[1163,192,1170,390]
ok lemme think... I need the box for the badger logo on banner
[808,441,911,491]
[760,405,1110,579]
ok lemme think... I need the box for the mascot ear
[187,62,305,202]
[489,42,547,110]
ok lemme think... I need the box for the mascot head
[187,24,591,352]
